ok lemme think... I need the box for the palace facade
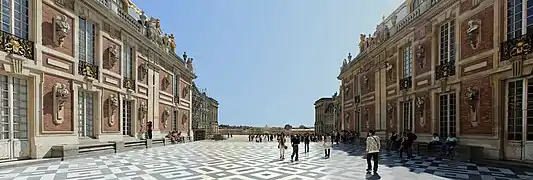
[314,95,341,134]
[0,0,196,161]
[338,0,533,162]
[192,83,219,140]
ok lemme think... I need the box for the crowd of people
[246,129,458,176]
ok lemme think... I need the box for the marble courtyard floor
[0,136,532,180]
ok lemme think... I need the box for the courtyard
[0,136,531,180]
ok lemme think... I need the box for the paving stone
[0,139,531,179]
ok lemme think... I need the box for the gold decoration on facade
[123,78,136,90]
[435,62,455,80]
[78,61,99,79]
[0,31,34,60]
[501,33,532,61]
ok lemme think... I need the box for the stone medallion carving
[162,75,171,90]
[416,96,426,127]
[53,14,70,47]
[363,108,370,128]
[162,108,171,128]
[466,87,480,127]
[139,101,148,128]
[385,62,393,81]
[387,103,394,128]
[107,45,119,67]
[139,62,149,80]
[467,19,481,50]
[108,94,119,126]
[416,44,425,68]
[53,83,69,125]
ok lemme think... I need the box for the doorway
[505,79,533,161]
[0,75,29,160]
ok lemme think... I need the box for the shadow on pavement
[331,143,529,180]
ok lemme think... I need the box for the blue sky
[132,0,402,127]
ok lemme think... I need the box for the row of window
[399,93,456,138]
[400,20,455,79]
[77,92,181,139]
[79,18,135,78]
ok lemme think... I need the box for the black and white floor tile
[0,137,531,180]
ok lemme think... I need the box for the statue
[146,18,159,42]
[347,53,352,61]
[359,34,366,52]
[161,34,169,47]
[182,52,188,61]
[466,20,480,49]
[186,58,194,71]
[169,34,176,52]
[139,11,148,27]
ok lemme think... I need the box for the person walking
[323,133,332,158]
[304,133,311,153]
[146,121,153,139]
[366,130,380,174]
[278,133,286,160]
[290,135,300,162]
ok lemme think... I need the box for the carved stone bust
[109,94,119,108]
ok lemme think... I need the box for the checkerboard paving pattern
[0,140,532,180]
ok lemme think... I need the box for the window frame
[402,44,413,78]
[439,20,456,65]
[402,100,414,131]
[122,100,132,136]
[78,17,96,65]
[123,44,134,78]
[0,76,29,141]
[506,0,533,40]
[0,0,30,39]
[438,93,457,138]
[77,91,94,138]
[505,78,533,141]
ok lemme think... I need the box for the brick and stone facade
[192,83,219,140]
[0,0,196,160]
[337,0,531,161]
[314,97,340,134]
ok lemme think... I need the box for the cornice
[338,0,458,79]
[83,0,196,79]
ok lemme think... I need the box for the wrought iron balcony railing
[501,33,533,61]
[399,76,412,90]
[123,78,136,90]
[0,30,34,60]
[435,61,455,80]
[78,61,99,79]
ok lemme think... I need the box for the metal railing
[0,30,34,60]
[78,61,99,79]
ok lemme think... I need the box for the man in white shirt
[428,133,441,149]
[366,130,380,174]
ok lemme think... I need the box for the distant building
[192,83,219,140]
[314,97,339,134]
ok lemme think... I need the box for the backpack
[412,134,417,141]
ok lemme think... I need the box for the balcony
[78,61,99,79]
[501,33,533,61]
[399,76,412,90]
[0,30,34,60]
[123,78,136,90]
[435,62,455,80]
